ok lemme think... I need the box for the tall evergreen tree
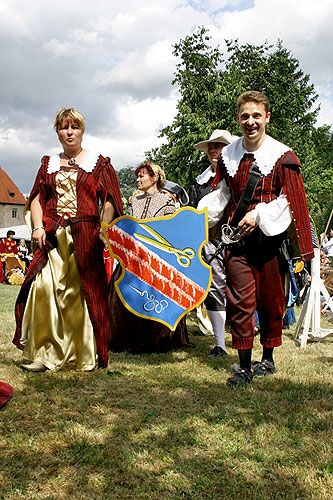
[147,27,331,230]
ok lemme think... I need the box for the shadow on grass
[1,350,332,500]
[1,298,332,499]
[318,356,333,365]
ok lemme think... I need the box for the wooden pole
[296,248,333,347]
[324,206,333,236]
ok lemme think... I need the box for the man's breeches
[225,247,285,350]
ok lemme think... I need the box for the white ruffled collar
[221,136,291,177]
[47,151,101,174]
[195,165,215,185]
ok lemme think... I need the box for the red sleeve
[27,157,48,212]
[99,157,123,217]
[280,152,314,262]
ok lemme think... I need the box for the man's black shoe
[226,363,253,386]
[208,346,228,357]
[253,359,276,377]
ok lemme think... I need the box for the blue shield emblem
[102,207,211,330]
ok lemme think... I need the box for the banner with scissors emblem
[102,208,211,330]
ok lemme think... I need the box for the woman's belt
[43,211,100,231]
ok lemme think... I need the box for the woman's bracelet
[32,226,45,233]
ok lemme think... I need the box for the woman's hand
[33,228,46,249]
[31,195,45,249]
[99,230,107,246]
[99,196,116,246]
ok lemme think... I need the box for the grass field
[0,283,332,500]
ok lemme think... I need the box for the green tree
[147,27,331,231]
[147,27,229,186]
[223,39,319,159]
[303,126,333,233]
[116,166,137,212]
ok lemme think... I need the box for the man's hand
[238,212,257,236]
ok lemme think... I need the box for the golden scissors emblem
[134,223,195,267]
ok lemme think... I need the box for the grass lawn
[0,283,332,500]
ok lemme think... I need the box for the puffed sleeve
[98,156,123,217]
[251,194,292,236]
[24,157,49,231]
[28,157,48,208]
[197,179,231,228]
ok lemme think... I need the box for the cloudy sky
[0,0,332,194]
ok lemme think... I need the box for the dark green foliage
[116,166,137,202]
[147,27,332,232]
[303,126,333,233]
[146,27,229,186]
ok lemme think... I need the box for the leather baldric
[229,160,264,228]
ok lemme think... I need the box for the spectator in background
[162,180,189,209]
[0,230,25,282]
[322,228,333,263]
[108,162,191,353]
[190,130,237,357]
[17,239,33,271]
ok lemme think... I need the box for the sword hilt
[207,225,242,264]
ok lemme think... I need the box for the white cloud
[94,38,177,99]
[84,94,179,169]
[44,29,105,58]
[0,0,32,38]
[0,0,332,194]
[213,0,333,87]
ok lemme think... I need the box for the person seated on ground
[161,180,189,209]
[108,161,192,353]
[0,231,25,282]
[7,267,25,286]
[17,239,33,271]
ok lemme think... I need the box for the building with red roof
[0,166,26,227]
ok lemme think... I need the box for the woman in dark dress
[109,162,191,353]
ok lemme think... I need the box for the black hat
[163,180,189,206]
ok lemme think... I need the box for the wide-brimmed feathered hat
[193,129,237,152]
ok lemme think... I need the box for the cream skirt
[21,226,96,371]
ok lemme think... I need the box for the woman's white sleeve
[197,180,231,229]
